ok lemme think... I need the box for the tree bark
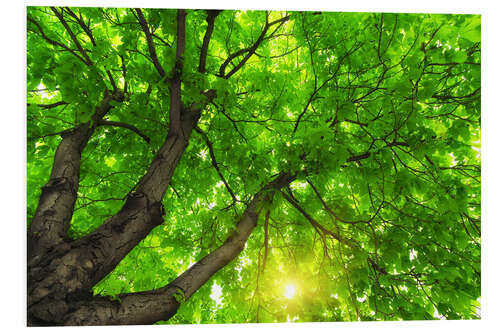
[27,8,293,327]
[28,90,124,261]
[28,9,213,326]
[59,173,294,325]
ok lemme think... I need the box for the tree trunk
[28,170,293,325]
[27,8,294,326]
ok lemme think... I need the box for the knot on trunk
[148,201,166,226]
[123,191,148,211]
[42,177,71,193]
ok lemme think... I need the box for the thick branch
[198,10,221,73]
[98,120,150,143]
[135,8,166,77]
[169,9,187,133]
[63,173,295,325]
[28,90,124,261]
[50,7,93,66]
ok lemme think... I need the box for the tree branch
[135,8,166,77]
[169,9,187,134]
[262,209,270,273]
[62,7,97,46]
[27,101,68,109]
[280,189,345,243]
[63,173,294,325]
[28,90,124,262]
[198,10,221,73]
[194,126,237,206]
[50,7,93,66]
[27,16,88,65]
[98,120,151,143]
[219,14,290,79]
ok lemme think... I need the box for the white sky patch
[36,83,55,100]
[290,181,307,190]
[326,55,336,64]
[472,139,481,159]
[234,255,251,282]
[409,249,417,261]
[357,295,367,302]
[433,308,446,320]
[210,281,223,306]
[449,152,457,166]
[216,181,224,188]
[235,265,243,281]
[208,202,216,209]
[286,315,299,322]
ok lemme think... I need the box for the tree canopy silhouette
[27,6,481,325]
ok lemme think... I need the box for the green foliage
[27,7,480,324]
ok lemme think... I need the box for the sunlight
[284,284,296,299]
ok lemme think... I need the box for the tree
[26,6,481,326]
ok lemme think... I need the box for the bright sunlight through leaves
[284,284,296,299]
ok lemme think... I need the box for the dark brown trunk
[28,90,124,261]
[56,173,294,325]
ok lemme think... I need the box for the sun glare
[284,284,296,299]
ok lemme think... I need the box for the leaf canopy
[27,7,480,324]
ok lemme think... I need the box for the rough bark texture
[27,100,202,326]
[28,90,124,261]
[60,173,294,325]
[28,163,292,326]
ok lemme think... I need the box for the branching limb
[194,126,237,206]
[218,14,290,79]
[28,90,125,262]
[98,120,151,143]
[293,42,364,133]
[198,10,221,73]
[27,16,88,65]
[135,8,167,77]
[280,189,346,244]
[62,173,295,325]
[62,7,97,46]
[50,7,93,66]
